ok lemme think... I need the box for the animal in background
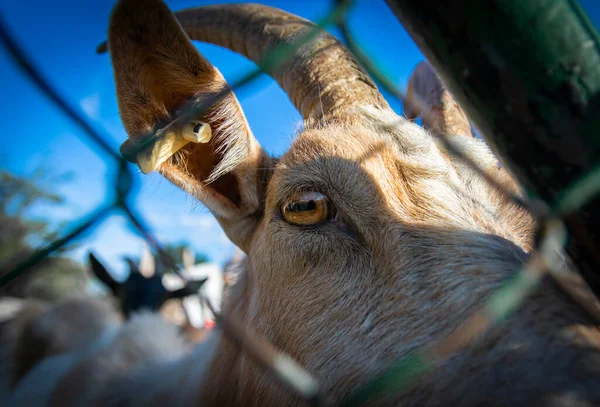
[87,249,206,321]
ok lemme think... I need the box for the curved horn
[172,4,389,120]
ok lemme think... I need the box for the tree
[0,168,87,301]
[160,242,209,268]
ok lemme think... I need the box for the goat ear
[166,278,207,300]
[88,253,119,296]
[107,0,271,252]
[405,61,473,138]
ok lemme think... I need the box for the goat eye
[281,192,333,226]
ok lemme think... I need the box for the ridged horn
[174,4,390,120]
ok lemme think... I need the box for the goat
[3,1,600,405]
[0,250,209,404]
[87,249,209,325]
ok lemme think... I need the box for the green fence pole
[386,0,600,296]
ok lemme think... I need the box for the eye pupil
[290,200,316,212]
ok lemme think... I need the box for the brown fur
[3,1,600,406]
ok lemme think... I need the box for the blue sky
[1,0,599,278]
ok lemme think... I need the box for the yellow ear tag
[119,119,212,174]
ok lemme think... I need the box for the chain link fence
[1,0,600,405]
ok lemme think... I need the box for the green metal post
[386,0,600,296]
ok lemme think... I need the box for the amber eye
[281,192,334,226]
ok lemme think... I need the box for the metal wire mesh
[1,0,600,406]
